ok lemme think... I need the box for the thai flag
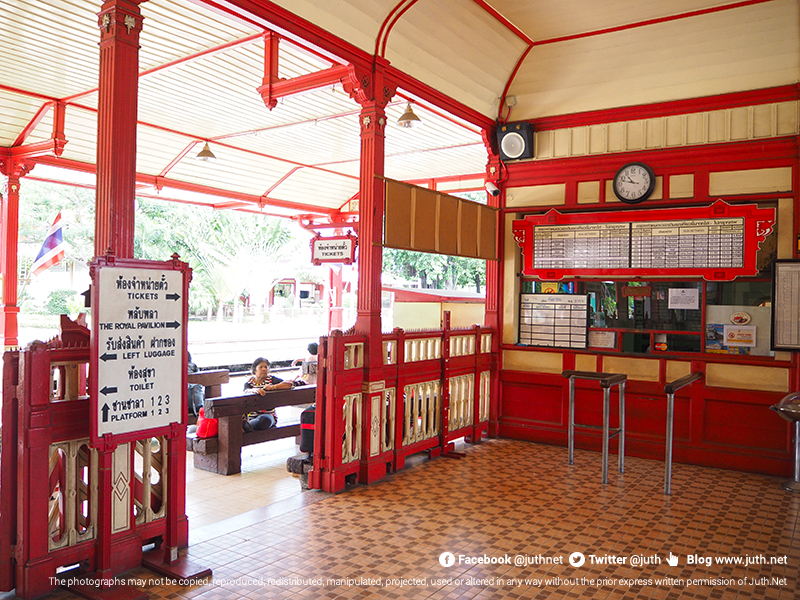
[31,212,67,276]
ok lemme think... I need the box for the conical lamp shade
[196,142,216,161]
[397,103,421,128]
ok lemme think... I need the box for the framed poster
[772,260,800,351]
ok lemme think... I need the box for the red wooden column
[95,0,146,258]
[92,0,146,588]
[0,159,32,350]
[344,60,396,484]
[328,265,344,331]
[483,140,502,437]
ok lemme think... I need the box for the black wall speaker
[497,121,534,161]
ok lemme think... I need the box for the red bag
[196,406,219,438]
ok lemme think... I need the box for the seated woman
[243,357,294,430]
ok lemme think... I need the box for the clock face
[613,162,655,204]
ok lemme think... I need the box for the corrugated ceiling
[2,0,797,220]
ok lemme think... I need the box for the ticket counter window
[519,279,772,356]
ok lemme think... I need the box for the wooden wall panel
[478,205,496,260]
[499,375,792,477]
[412,187,437,252]
[438,193,459,255]
[459,201,478,257]
[384,182,412,249]
[383,179,498,260]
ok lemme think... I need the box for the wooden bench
[188,368,230,400]
[191,385,316,475]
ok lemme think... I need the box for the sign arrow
[101,403,110,422]
[100,386,118,396]
[166,321,181,329]
[100,352,117,362]
[166,293,181,301]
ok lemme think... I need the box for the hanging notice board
[771,260,800,351]
[512,200,774,281]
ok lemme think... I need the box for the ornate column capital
[0,155,34,181]
[98,0,146,44]
[342,61,397,110]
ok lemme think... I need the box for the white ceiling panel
[385,0,527,117]
[267,167,359,211]
[268,0,393,56]
[139,0,261,70]
[509,0,800,120]
[0,0,100,98]
[0,91,50,146]
[4,0,792,223]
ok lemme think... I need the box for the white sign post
[93,264,186,439]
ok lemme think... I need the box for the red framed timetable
[512,200,774,281]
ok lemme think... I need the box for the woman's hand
[257,387,268,395]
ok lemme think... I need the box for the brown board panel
[478,204,497,260]
[384,181,412,249]
[413,187,438,252]
[459,200,479,257]
[382,178,498,261]
[438,193,459,255]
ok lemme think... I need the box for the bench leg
[217,416,243,475]
[193,451,221,474]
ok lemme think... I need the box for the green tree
[17,183,311,322]
[382,249,485,292]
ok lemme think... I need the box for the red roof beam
[201,0,494,129]
[30,155,339,216]
[258,64,351,111]
[12,102,52,147]
[60,32,264,103]
[8,139,67,160]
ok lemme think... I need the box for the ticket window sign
[311,233,357,265]
[90,257,190,444]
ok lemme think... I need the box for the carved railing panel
[402,380,441,445]
[48,439,97,551]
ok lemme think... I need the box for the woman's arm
[269,375,293,390]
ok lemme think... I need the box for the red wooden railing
[0,321,191,599]
[310,317,497,493]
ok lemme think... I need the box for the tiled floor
[185,415,305,530]
[5,438,800,599]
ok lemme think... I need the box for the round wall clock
[612,162,655,204]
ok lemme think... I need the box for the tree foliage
[382,249,485,292]
[17,181,310,321]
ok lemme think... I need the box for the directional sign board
[310,233,357,265]
[90,258,189,443]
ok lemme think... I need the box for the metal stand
[785,421,800,492]
[663,373,702,495]
[562,371,626,484]
[769,392,800,493]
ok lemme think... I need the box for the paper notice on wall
[723,325,756,347]
[668,288,699,310]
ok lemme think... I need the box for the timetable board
[519,294,588,349]
[513,200,774,281]
[772,261,800,351]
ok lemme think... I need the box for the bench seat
[191,385,316,475]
